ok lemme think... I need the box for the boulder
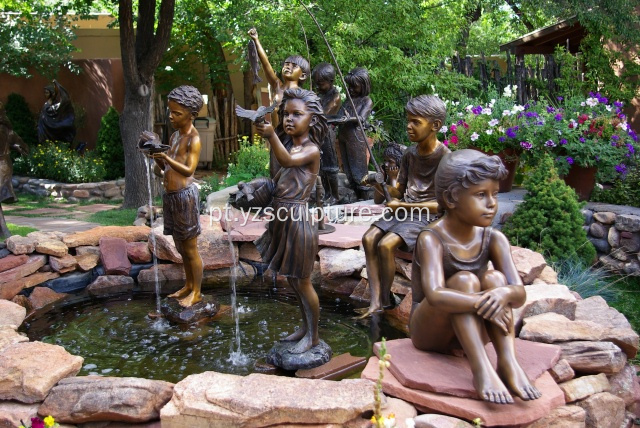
[512,283,577,332]
[607,364,638,406]
[0,271,60,300]
[526,405,586,428]
[75,245,101,256]
[537,266,558,284]
[87,275,135,297]
[413,414,474,428]
[385,292,412,335]
[318,248,366,279]
[6,235,36,255]
[593,211,616,224]
[589,222,608,239]
[238,242,262,263]
[549,359,575,383]
[510,246,547,284]
[126,241,152,264]
[615,214,640,233]
[9,295,32,314]
[520,312,638,358]
[28,286,68,310]
[0,254,29,273]
[161,372,376,427]
[558,341,627,374]
[608,226,621,247]
[349,278,371,302]
[391,274,412,296]
[574,296,634,330]
[0,255,47,285]
[49,254,78,274]
[34,239,69,258]
[0,401,40,428]
[395,258,412,280]
[63,226,150,247]
[99,237,131,276]
[0,342,83,403]
[0,300,26,328]
[381,397,417,428]
[38,376,174,423]
[321,276,360,295]
[74,253,100,272]
[43,270,93,293]
[575,392,625,428]
[26,231,65,242]
[0,325,29,352]
[137,262,255,293]
[559,373,611,403]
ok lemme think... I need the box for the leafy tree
[96,106,124,180]
[5,93,37,146]
[503,155,596,266]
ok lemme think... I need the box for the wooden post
[480,52,488,91]
[506,51,513,88]
[516,54,525,105]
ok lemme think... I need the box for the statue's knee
[481,270,507,290]
[447,271,481,293]
[362,228,380,250]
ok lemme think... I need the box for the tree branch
[504,0,536,32]
[119,0,139,88]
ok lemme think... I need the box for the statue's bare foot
[498,359,542,401]
[281,326,306,342]
[474,369,514,404]
[168,286,191,299]
[178,291,202,308]
[288,335,317,354]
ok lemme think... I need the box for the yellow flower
[44,415,56,427]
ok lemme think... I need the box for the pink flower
[450,135,459,145]
[450,124,457,134]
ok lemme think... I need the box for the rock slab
[160,295,220,324]
[99,237,132,276]
[375,338,560,399]
[161,371,375,427]
[87,275,135,297]
[38,376,174,423]
[361,356,565,427]
[266,340,332,371]
[63,226,150,247]
[0,299,26,328]
[0,342,83,403]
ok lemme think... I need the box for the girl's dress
[256,142,319,278]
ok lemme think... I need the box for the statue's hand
[248,28,259,40]
[474,287,510,323]
[386,165,399,181]
[254,121,274,139]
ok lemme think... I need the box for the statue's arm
[248,29,280,89]
[161,135,202,178]
[487,230,525,307]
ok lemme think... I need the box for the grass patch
[86,208,138,226]
[609,275,640,333]
[2,223,39,241]
[554,258,620,303]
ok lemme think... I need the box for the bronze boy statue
[330,67,373,201]
[410,149,541,404]
[149,85,204,308]
[371,142,406,205]
[311,62,342,205]
[248,28,310,178]
[359,95,449,318]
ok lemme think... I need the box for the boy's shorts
[163,184,201,241]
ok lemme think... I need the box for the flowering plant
[19,416,59,428]
[440,89,638,181]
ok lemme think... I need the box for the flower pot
[470,147,520,193]
[563,164,597,201]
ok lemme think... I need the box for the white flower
[558,130,563,135]
[405,419,415,428]
[489,99,496,107]
[580,102,586,107]
[485,129,493,135]
[470,132,479,141]
[585,97,599,107]
[164,66,173,71]
[457,112,464,117]
[439,125,448,134]
[502,110,512,117]
[383,417,396,428]
[618,122,629,131]
[605,105,612,112]
[482,108,493,116]
[465,104,474,112]
[488,119,499,127]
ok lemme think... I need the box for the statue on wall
[0,102,29,238]
[311,62,341,205]
[247,28,310,178]
[409,149,541,404]
[37,80,76,144]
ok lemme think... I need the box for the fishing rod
[300,3,392,203]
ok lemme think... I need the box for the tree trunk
[0,204,11,239]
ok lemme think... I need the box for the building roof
[500,16,586,55]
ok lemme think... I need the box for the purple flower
[546,106,555,113]
[554,113,563,121]
[560,138,568,145]
[620,113,627,120]
[566,157,574,165]
[628,143,636,154]
[611,135,619,141]
[506,128,517,139]
[471,105,483,115]
[524,111,539,118]
[589,91,596,97]
[629,130,638,142]
[520,141,532,150]
[595,155,600,162]
[498,136,506,143]
[615,164,627,175]
[598,95,608,104]
[579,137,586,143]
[557,96,564,101]
[545,139,556,147]
[31,418,45,428]
[614,101,624,108]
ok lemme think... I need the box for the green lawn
[1,223,39,241]
[86,208,138,226]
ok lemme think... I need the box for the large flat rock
[558,341,627,374]
[39,376,174,424]
[512,283,577,332]
[0,342,83,403]
[0,255,47,286]
[362,357,565,427]
[63,226,150,247]
[100,236,132,275]
[0,299,26,328]
[161,371,375,427]
[318,223,369,249]
[0,325,29,352]
[375,338,560,399]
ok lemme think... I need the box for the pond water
[22,283,406,383]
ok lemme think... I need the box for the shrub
[590,163,640,207]
[95,107,125,180]
[503,155,596,266]
[199,174,221,203]
[13,141,107,183]
[224,135,269,186]
[5,93,38,146]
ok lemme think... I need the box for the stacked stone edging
[12,175,126,203]
[583,203,640,275]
